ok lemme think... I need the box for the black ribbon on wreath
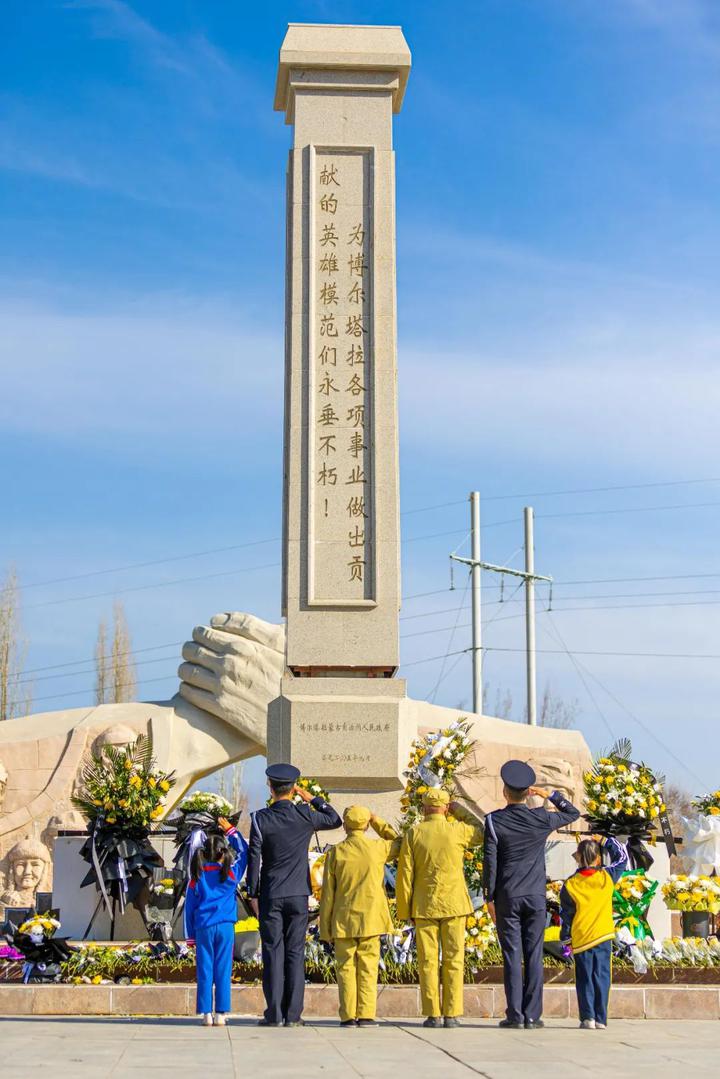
[583,815,662,871]
[169,809,242,919]
[586,741,677,866]
[79,817,164,916]
[12,932,74,983]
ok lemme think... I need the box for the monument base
[268,675,413,792]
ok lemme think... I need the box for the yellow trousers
[415,916,466,1018]
[334,936,382,1021]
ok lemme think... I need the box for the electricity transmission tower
[450,492,552,725]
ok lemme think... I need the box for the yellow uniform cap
[343,805,372,830]
[422,787,450,807]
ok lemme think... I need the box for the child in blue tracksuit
[560,835,627,1029]
[185,816,248,1026]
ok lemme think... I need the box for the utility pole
[525,506,537,726]
[470,492,482,714]
[450,499,551,723]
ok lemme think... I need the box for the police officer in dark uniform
[246,763,342,1027]
[483,760,580,1029]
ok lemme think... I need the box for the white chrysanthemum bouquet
[465,906,497,966]
[584,738,665,834]
[178,791,233,817]
[662,874,720,914]
[401,718,476,826]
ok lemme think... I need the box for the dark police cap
[265,763,301,784]
[500,759,536,791]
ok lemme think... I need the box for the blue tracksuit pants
[196,922,235,1015]
[574,940,612,1024]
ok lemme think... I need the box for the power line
[578,663,711,792]
[23,562,282,611]
[427,575,470,704]
[481,477,720,502]
[542,620,710,791]
[400,499,466,516]
[541,616,616,742]
[537,500,720,522]
[399,477,720,514]
[402,569,720,605]
[3,539,281,595]
[542,597,720,614]
[400,587,720,622]
[402,588,455,602]
[483,646,720,661]
[400,648,470,669]
[555,572,720,586]
[15,649,184,687]
[20,641,184,677]
[8,670,179,711]
[401,596,720,639]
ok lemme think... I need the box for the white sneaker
[595,1022,606,1029]
[579,1019,596,1029]
[214,1014,227,1026]
[202,1013,213,1027]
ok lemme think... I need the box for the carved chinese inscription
[310,149,374,605]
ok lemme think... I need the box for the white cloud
[0,292,282,443]
[400,341,720,471]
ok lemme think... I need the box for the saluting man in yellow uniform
[319,805,401,1028]
[395,788,484,1028]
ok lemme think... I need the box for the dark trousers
[259,894,309,1023]
[574,940,612,1024]
[496,894,546,1023]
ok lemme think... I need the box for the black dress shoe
[498,1019,523,1029]
[257,1018,281,1026]
[524,1019,545,1029]
[423,1016,443,1028]
[340,1019,357,1027]
[357,1019,379,1028]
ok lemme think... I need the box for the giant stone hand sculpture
[177,612,285,745]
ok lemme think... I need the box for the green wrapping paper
[613,869,658,940]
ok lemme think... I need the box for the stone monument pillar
[268,24,414,808]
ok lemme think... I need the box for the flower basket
[400,718,476,829]
[169,793,242,914]
[71,734,175,920]
[583,739,667,868]
[661,874,720,918]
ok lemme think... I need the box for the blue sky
[2,0,720,806]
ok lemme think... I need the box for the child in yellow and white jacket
[560,835,627,1030]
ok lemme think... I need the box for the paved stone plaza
[1,1017,718,1078]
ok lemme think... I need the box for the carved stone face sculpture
[0,835,51,907]
[91,723,141,756]
[14,856,46,893]
[526,757,578,805]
